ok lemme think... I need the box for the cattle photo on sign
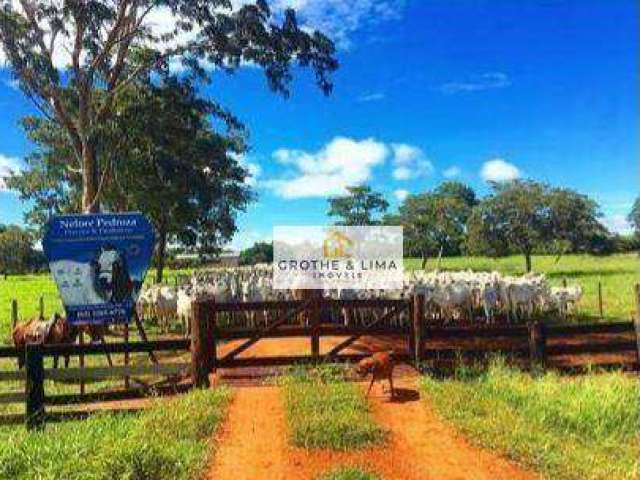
[0,1,638,479]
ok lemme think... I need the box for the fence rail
[0,339,191,428]
[2,287,640,429]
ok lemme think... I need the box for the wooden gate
[189,296,415,387]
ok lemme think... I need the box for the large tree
[0,0,338,212]
[9,75,254,282]
[327,185,389,226]
[467,180,607,272]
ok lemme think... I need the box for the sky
[0,0,638,250]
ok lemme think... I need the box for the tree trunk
[525,251,532,273]
[81,142,100,213]
[155,221,168,284]
[421,252,428,269]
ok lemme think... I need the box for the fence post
[208,300,218,374]
[634,284,640,366]
[311,292,321,359]
[11,299,18,330]
[38,295,44,320]
[413,293,425,365]
[191,301,215,388]
[408,298,415,355]
[528,321,546,371]
[79,330,85,395]
[25,344,45,429]
[123,322,130,390]
[598,281,603,319]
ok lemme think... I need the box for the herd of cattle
[137,265,583,331]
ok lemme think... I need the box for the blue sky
[0,0,638,249]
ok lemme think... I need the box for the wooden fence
[3,285,640,429]
[0,339,189,429]
[189,292,640,386]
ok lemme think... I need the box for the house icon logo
[323,230,354,258]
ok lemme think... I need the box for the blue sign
[42,213,155,324]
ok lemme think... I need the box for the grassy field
[281,365,386,450]
[420,360,640,480]
[0,253,637,342]
[0,387,232,480]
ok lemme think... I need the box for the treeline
[0,225,47,275]
[327,181,639,272]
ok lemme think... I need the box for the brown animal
[12,315,112,368]
[356,350,395,398]
[12,313,74,368]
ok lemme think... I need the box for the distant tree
[328,185,389,225]
[385,182,477,267]
[628,196,640,235]
[0,225,40,275]
[435,181,478,209]
[546,188,609,257]
[0,1,338,212]
[467,180,607,272]
[239,242,273,265]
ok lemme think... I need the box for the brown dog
[356,350,395,398]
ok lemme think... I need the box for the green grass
[316,466,381,480]
[0,387,232,480]
[281,365,386,450]
[420,360,640,480]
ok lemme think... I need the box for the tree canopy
[8,75,254,281]
[384,181,477,267]
[327,185,389,226]
[0,224,45,275]
[466,180,607,272]
[0,0,338,212]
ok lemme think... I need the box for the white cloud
[1,0,404,70]
[393,189,409,201]
[601,214,633,235]
[442,166,461,178]
[273,0,406,49]
[391,143,433,181]
[357,92,385,102]
[264,137,388,199]
[232,153,263,187]
[480,158,520,183]
[0,154,22,191]
[440,72,511,94]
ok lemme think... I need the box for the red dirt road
[206,336,537,480]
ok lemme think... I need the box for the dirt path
[206,370,536,480]
[365,373,536,480]
[206,385,288,480]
